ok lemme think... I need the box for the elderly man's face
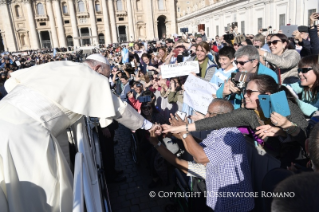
[196,37,203,44]
[95,64,111,77]
[205,103,221,118]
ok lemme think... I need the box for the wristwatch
[182,133,189,139]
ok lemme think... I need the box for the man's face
[236,55,258,73]
[196,37,203,44]
[95,64,111,77]
[218,56,233,70]
[205,103,221,118]
[120,78,128,85]
[200,29,204,35]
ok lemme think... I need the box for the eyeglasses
[267,40,282,46]
[234,59,254,66]
[298,68,313,74]
[135,83,143,87]
[243,89,259,97]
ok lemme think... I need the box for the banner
[184,74,218,114]
[161,61,199,79]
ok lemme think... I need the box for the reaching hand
[162,124,183,134]
[255,125,284,139]
[191,111,205,122]
[223,79,240,97]
[169,113,188,127]
[149,123,162,136]
[127,91,134,99]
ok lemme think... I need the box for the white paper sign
[15,61,21,66]
[161,61,199,79]
[184,74,217,114]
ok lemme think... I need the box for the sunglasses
[267,40,282,46]
[298,68,313,74]
[243,89,259,97]
[234,59,254,66]
[135,83,143,87]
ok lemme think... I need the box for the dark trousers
[98,126,116,180]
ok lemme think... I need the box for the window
[216,25,219,36]
[98,33,104,44]
[78,1,85,12]
[136,0,142,11]
[279,14,285,28]
[62,3,68,14]
[158,0,164,11]
[116,0,122,11]
[177,7,180,12]
[64,20,70,24]
[15,5,20,17]
[97,18,102,22]
[37,3,44,15]
[119,17,124,21]
[308,9,316,25]
[95,3,101,12]
[257,18,262,31]
[39,22,46,26]
[67,36,73,46]
[241,21,245,34]
[21,34,25,46]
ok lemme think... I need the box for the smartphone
[148,71,154,76]
[176,111,187,121]
[262,28,268,32]
[258,95,271,118]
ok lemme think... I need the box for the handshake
[148,113,190,138]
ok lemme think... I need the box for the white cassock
[0,61,147,212]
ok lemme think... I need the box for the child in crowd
[209,46,237,87]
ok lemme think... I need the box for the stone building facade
[0,0,177,51]
[176,0,319,39]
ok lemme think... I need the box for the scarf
[195,57,209,78]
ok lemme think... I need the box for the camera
[231,72,253,89]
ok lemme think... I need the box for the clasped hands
[149,113,188,139]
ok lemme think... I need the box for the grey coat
[264,49,300,84]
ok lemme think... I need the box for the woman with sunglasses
[163,74,308,168]
[284,55,319,117]
[258,33,300,84]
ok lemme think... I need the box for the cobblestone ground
[107,124,175,212]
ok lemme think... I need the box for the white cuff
[141,119,153,130]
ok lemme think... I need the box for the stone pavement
[107,124,175,212]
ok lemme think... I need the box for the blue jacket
[216,63,278,109]
[285,82,319,116]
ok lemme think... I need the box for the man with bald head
[149,99,254,211]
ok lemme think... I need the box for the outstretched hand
[149,123,162,136]
[169,113,188,127]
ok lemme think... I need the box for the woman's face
[269,36,286,56]
[134,85,143,94]
[158,49,165,58]
[299,67,317,88]
[253,40,263,48]
[244,81,260,110]
[142,56,150,65]
[139,71,144,77]
[141,105,153,116]
[196,46,207,61]
[134,44,139,50]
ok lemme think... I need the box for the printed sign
[184,74,218,114]
[161,61,199,79]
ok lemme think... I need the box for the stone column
[53,0,67,47]
[38,31,43,48]
[88,0,98,45]
[169,0,177,35]
[0,1,17,51]
[108,0,117,42]
[68,0,80,47]
[126,0,134,41]
[46,0,59,48]
[147,0,155,39]
[101,0,111,44]
[25,0,40,49]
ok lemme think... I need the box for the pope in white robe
[0,57,156,212]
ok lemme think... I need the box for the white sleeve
[140,119,153,130]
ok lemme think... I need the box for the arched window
[95,2,101,12]
[116,0,122,11]
[98,33,104,44]
[158,0,164,11]
[62,2,68,14]
[15,5,20,17]
[67,35,74,46]
[37,3,44,15]
[78,1,85,12]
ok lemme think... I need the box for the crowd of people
[1,12,319,212]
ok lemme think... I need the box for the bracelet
[154,141,161,149]
[186,124,188,132]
